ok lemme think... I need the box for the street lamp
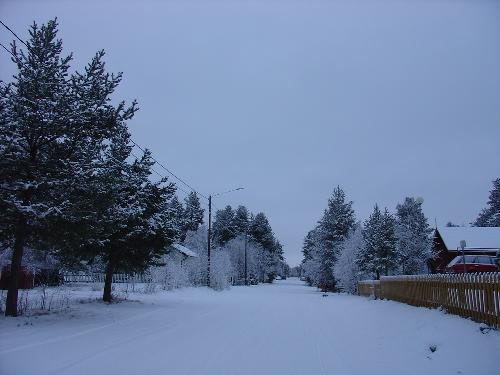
[460,240,467,274]
[207,187,244,287]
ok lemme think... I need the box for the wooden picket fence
[63,272,152,284]
[358,273,500,328]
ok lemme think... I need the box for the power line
[129,150,193,198]
[0,36,204,203]
[130,140,209,202]
[0,20,29,49]
[1,20,213,212]
[4,25,283,268]
[1,19,210,204]
[0,42,205,204]
[1,20,270,265]
[0,41,12,56]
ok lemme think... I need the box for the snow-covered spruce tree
[62,125,180,302]
[219,233,266,285]
[0,20,128,316]
[302,229,316,264]
[232,205,250,235]
[474,178,500,227]
[183,224,246,288]
[246,241,265,284]
[248,212,277,282]
[395,197,432,275]
[315,186,355,290]
[183,226,208,286]
[248,212,275,250]
[271,239,285,279]
[183,191,204,232]
[169,195,187,241]
[212,205,236,247]
[333,223,364,293]
[223,236,245,284]
[301,228,322,285]
[356,205,397,279]
[210,247,233,290]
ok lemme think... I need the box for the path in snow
[1,278,499,375]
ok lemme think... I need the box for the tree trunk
[5,216,27,317]
[102,258,115,303]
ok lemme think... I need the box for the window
[475,256,493,265]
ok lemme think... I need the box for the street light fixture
[212,187,244,197]
[460,240,467,274]
[207,187,245,287]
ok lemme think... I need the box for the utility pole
[244,231,248,285]
[207,195,212,287]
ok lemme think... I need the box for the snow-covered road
[1,278,499,375]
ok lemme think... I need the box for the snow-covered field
[0,278,499,375]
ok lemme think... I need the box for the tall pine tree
[395,197,432,275]
[232,205,250,235]
[248,212,277,282]
[169,195,186,241]
[61,124,179,302]
[212,205,236,247]
[316,186,355,290]
[183,192,204,233]
[357,205,397,279]
[0,20,130,316]
[474,178,500,227]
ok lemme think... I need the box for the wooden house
[428,227,500,273]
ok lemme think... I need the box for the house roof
[435,227,500,251]
[171,243,198,258]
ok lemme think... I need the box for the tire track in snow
[43,305,226,375]
[182,299,270,375]
[306,293,327,375]
[0,307,163,355]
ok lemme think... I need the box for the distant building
[429,227,500,273]
[166,243,198,264]
[147,243,199,289]
[0,248,60,289]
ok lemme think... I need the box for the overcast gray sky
[2,0,499,266]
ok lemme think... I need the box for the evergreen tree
[183,192,204,232]
[232,205,250,234]
[62,125,179,302]
[301,228,322,286]
[334,223,364,293]
[212,205,236,246]
[271,239,285,279]
[0,20,129,316]
[302,228,318,263]
[316,186,355,289]
[248,212,275,250]
[395,197,432,275]
[169,195,186,241]
[356,206,397,279]
[474,178,500,227]
[248,212,278,282]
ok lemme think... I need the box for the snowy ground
[0,278,499,375]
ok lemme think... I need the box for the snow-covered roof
[436,227,500,251]
[171,243,198,257]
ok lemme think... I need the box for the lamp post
[207,187,244,287]
[460,240,467,274]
